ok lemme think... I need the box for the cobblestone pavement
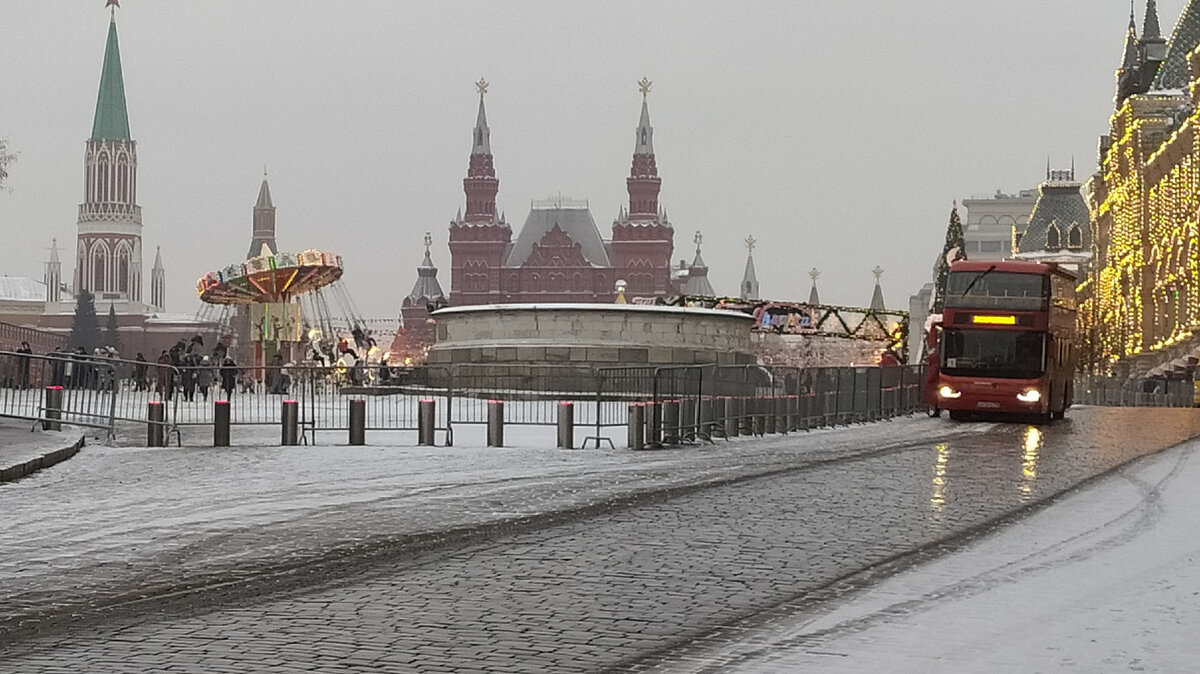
[2,407,1198,672]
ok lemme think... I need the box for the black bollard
[627,403,645,450]
[724,396,740,438]
[557,402,574,449]
[281,399,299,446]
[147,401,165,447]
[644,401,660,447]
[213,400,230,447]
[487,400,504,447]
[349,399,366,446]
[662,399,680,445]
[418,398,435,446]
[43,386,63,432]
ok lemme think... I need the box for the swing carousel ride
[196,245,383,374]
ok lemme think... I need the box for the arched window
[1046,223,1062,250]
[93,253,106,292]
[97,158,110,203]
[117,157,129,202]
[117,249,130,293]
[1067,223,1083,249]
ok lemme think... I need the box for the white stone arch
[116,153,130,203]
[89,238,112,293]
[115,239,134,294]
[96,149,111,203]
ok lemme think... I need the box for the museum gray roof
[506,203,611,268]
[1016,180,1092,254]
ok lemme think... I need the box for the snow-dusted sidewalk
[0,419,85,482]
[661,436,1200,673]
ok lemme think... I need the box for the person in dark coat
[133,352,148,392]
[155,350,175,401]
[219,356,237,399]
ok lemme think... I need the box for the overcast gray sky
[0,1,1179,317]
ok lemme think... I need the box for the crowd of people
[4,329,400,397]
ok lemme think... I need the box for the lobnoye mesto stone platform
[426,303,755,366]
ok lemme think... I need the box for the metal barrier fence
[0,349,182,443]
[1073,375,1195,408]
[1,352,926,446]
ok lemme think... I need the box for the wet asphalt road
[2,407,1198,673]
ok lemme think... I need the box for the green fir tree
[933,201,967,312]
[70,290,102,353]
[105,303,122,355]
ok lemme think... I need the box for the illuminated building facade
[1086,0,1200,374]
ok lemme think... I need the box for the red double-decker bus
[935,260,1077,422]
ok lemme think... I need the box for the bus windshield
[941,328,1046,379]
[944,271,1048,311]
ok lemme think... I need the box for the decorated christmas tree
[933,201,967,312]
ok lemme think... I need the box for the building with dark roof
[447,79,679,305]
[1014,168,1092,275]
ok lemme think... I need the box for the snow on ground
[660,437,1200,673]
[0,418,84,469]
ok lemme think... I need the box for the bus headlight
[938,385,962,399]
[1017,389,1042,403]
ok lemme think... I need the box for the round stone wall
[426,303,755,367]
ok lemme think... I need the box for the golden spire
[638,77,652,100]
[476,78,489,99]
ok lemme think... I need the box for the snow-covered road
[656,433,1200,673]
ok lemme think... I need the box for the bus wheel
[949,411,967,421]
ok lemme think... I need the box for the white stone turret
[45,238,62,304]
[150,245,165,311]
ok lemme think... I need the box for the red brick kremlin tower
[446,79,679,305]
[447,79,512,306]
[611,78,674,297]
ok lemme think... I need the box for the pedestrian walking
[219,356,237,399]
[16,341,33,389]
[156,350,175,401]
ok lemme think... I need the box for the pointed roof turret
[248,172,278,258]
[255,175,274,209]
[808,268,821,305]
[49,238,60,264]
[623,78,664,221]
[405,232,447,308]
[1145,0,1162,40]
[740,236,759,301]
[1121,11,1139,71]
[91,12,131,141]
[461,79,503,224]
[634,77,654,155]
[680,231,715,296]
[472,79,491,155]
[869,266,886,311]
[152,245,163,270]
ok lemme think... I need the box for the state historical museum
[448,79,675,305]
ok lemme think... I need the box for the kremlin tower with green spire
[75,2,162,311]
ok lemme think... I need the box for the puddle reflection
[930,443,949,513]
[1019,425,1042,499]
